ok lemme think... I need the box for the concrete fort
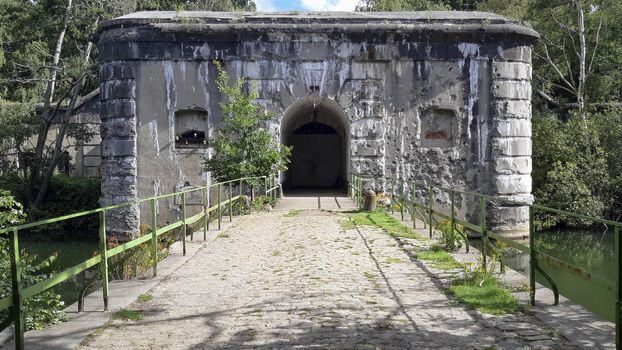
[93,11,538,239]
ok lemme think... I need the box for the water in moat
[472,224,616,321]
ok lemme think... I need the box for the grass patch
[349,210,422,239]
[415,250,463,270]
[271,250,281,256]
[284,209,302,217]
[138,294,152,302]
[217,232,230,238]
[385,257,403,264]
[448,273,519,315]
[363,271,377,281]
[112,309,144,321]
[340,219,356,230]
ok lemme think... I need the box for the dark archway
[287,121,344,189]
[281,98,348,193]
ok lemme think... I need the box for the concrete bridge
[2,193,614,350]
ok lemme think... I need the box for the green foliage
[532,113,613,227]
[251,195,276,212]
[0,175,101,235]
[0,190,66,331]
[349,209,423,239]
[112,308,143,321]
[205,62,291,185]
[448,270,519,315]
[136,0,256,11]
[434,220,464,252]
[357,0,481,11]
[446,250,518,315]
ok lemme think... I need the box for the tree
[357,0,481,11]
[135,0,256,11]
[205,62,290,185]
[0,0,257,209]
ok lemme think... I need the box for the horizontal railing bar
[22,254,102,300]
[107,234,152,258]
[156,221,184,236]
[185,211,205,226]
[486,231,531,254]
[352,173,622,228]
[0,177,265,235]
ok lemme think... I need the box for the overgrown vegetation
[0,175,100,227]
[434,220,464,252]
[284,209,302,217]
[448,270,519,315]
[251,195,276,212]
[348,209,423,240]
[415,244,463,270]
[0,190,66,331]
[112,308,143,321]
[356,209,518,315]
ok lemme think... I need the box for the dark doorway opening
[284,121,346,191]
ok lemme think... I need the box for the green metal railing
[349,173,621,348]
[0,174,280,350]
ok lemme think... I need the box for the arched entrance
[281,97,348,193]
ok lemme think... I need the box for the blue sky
[255,0,359,12]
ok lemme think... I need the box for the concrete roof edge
[94,11,539,43]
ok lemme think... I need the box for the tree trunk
[28,0,73,206]
[576,0,587,121]
[34,37,94,207]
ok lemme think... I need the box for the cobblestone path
[78,209,567,349]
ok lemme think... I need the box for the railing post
[239,179,243,215]
[480,196,487,270]
[391,180,395,214]
[264,176,268,197]
[229,182,233,222]
[428,185,433,238]
[400,180,405,221]
[217,183,222,230]
[182,192,187,256]
[529,205,536,306]
[10,228,24,350]
[207,186,211,232]
[614,224,620,349]
[203,187,208,240]
[450,189,458,248]
[151,199,158,277]
[411,182,416,229]
[98,212,109,311]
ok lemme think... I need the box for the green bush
[532,113,613,228]
[0,190,66,331]
[435,220,463,252]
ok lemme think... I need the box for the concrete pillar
[489,48,534,239]
[99,62,140,240]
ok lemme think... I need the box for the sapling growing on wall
[204,62,291,189]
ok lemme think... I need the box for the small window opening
[174,108,208,149]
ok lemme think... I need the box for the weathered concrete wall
[95,11,538,239]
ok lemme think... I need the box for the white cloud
[300,0,358,11]
[255,0,277,11]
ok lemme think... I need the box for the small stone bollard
[363,189,376,212]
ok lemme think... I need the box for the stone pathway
[78,208,573,349]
